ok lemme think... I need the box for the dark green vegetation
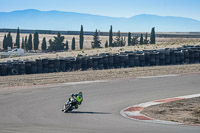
[41,37,47,51]
[48,32,65,51]
[91,29,101,48]
[71,37,76,50]
[79,25,84,50]
[15,27,20,48]
[33,31,39,51]
[150,27,156,44]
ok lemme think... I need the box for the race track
[0,74,200,133]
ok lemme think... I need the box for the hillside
[0,9,200,32]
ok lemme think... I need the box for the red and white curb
[120,93,200,126]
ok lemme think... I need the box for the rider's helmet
[79,92,82,95]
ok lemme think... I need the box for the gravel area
[141,97,200,125]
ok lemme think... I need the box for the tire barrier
[48,59,55,73]
[54,59,60,72]
[42,59,48,73]
[1,45,200,76]
[60,58,66,72]
[36,59,43,73]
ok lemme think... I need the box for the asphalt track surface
[0,74,200,133]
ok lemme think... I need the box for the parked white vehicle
[7,48,24,55]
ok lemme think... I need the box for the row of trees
[91,26,155,48]
[3,28,40,51]
[2,26,156,51]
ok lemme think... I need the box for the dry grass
[1,32,200,50]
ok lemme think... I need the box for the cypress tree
[33,31,39,51]
[41,37,47,51]
[79,25,84,49]
[71,37,76,50]
[120,36,126,47]
[140,34,143,45]
[15,27,20,48]
[3,34,7,50]
[54,32,65,50]
[128,32,132,46]
[27,34,32,51]
[24,36,28,51]
[65,40,69,51]
[113,30,126,47]
[21,37,25,49]
[48,39,55,50]
[113,30,121,47]
[91,29,101,48]
[105,40,108,48]
[150,27,156,44]
[7,32,13,49]
[109,25,113,47]
[144,32,149,44]
[132,35,139,46]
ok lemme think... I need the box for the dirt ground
[141,97,200,125]
[0,63,200,89]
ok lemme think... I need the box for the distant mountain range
[0,9,200,32]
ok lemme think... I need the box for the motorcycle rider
[71,92,83,109]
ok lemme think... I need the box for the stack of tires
[19,63,25,75]
[150,52,156,66]
[81,57,88,71]
[113,54,119,68]
[138,54,145,67]
[98,56,104,70]
[70,58,76,71]
[65,58,72,72]
[0,63,8,76]
[42,59,48,73]
[54,59,60,72]
[165,49,171,65]
[102,55,109,69]
[31,61,37,74]
[11,62,20,75]
[60,58,66,72]
[108,55,114,69]
[25,61,32,74]
[48,59,55,73]
[36,59,43,73]
[128,53,135,67]
[194,50,200,63]
[92,56,98,70]
[75,57,82,70]
[159,50,166,65]
[87,56,93,69]
[144,52,150,66]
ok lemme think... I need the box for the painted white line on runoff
[177,93,200,99]
[63,80,107,85]
[138,74,178,79]
[136,102,162,107]
[125,111,141,116]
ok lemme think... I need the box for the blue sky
[1,0,200,20]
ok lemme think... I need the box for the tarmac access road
[0,74,200,133]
